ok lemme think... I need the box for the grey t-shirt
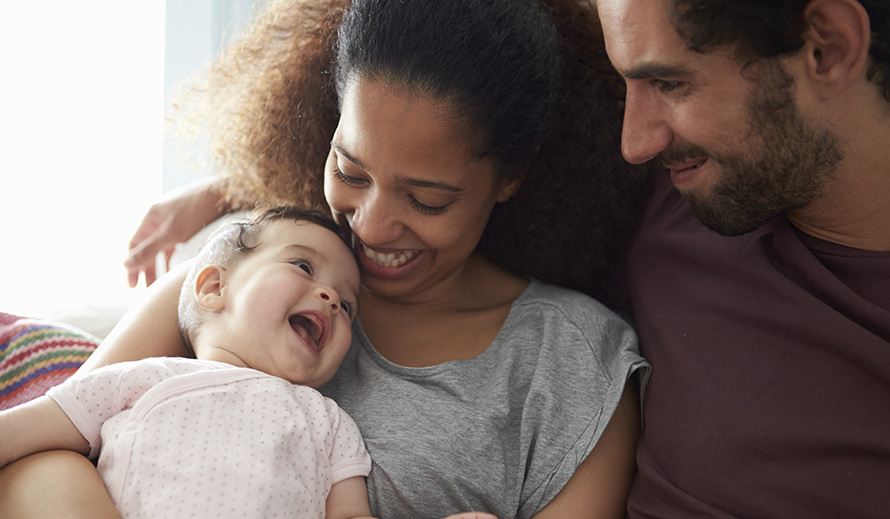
[320,279,649,519]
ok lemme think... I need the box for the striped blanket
[0,312,99,410]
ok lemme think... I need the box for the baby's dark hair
[177,206,351,350]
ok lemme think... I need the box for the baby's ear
[194,265,226,311]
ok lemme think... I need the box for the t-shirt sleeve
[325,397,372,483]
[45,358,178,459]
[515,292,649,518]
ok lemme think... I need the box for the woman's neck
[356,253,530,367]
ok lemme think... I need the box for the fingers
[126,253,157,288]
[127,265,141,289]
[125,240,161,288]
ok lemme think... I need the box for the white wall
[0,2,165,317]
[163,0,268,193]
[0,1,267,320]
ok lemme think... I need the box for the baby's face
[219,219,360,387]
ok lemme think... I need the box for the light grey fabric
[321,280,649,519]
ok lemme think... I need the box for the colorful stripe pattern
[0,312,99,410]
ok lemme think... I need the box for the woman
[0,0,649,517]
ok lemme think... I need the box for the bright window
[0,3,165,315]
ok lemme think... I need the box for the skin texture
[324,79,521,304]
[0,0,647,512]
[597,0,890,249]
[0,78,640,518]
[597,0,842,236]
[191,219,360,388]
[0,220,375,518]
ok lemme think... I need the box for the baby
[0,207,373,518]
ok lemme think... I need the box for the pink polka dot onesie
[47,357,371,518]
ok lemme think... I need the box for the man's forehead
[597,0,689,72]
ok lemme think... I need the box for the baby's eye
[340,300,354,317]
[291,260,313,275]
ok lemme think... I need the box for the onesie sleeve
[324,397,372,483]
[45,358,180,459]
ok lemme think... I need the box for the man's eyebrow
[331,143,464,193]
[622,62,693,81]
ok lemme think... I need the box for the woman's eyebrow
[332,143,463,192]
[395,176,463,192]
[331,144,365,169]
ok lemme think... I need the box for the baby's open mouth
[289,314,323,352]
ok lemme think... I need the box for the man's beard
[661,61,843,236]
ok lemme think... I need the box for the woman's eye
[409,196,449,215]
[334,165,364,185]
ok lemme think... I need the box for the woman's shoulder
[516,279,627,325]
[506,279,640,362]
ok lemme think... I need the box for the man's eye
[653,79,683,93]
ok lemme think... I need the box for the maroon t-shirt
[608,173,890,518]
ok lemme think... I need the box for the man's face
[597,0,842,235]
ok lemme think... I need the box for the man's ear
[194,265,226,311]
[802,0,870,99]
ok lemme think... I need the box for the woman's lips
[355,240,425,279]
[359,242,419,268]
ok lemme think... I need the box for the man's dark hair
[670,0,890,100]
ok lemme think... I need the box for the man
[595,0,890,517]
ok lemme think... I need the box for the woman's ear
[496,177,523,203]
[802,0,870,99]
[194,265,226,311]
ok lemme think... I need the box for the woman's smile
[324,79,514,299]
[355,238,428,280]
[358,241,421,268]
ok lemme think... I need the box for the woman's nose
[621,86,672,165]
[350,191,403,245]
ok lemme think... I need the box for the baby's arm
[325,476,375,519]
[0,396,88,468]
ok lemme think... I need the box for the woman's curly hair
[169,0,347,211]
[170,0,648,294]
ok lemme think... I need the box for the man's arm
[0,396,89,468]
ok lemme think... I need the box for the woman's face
[324,79,519,302]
